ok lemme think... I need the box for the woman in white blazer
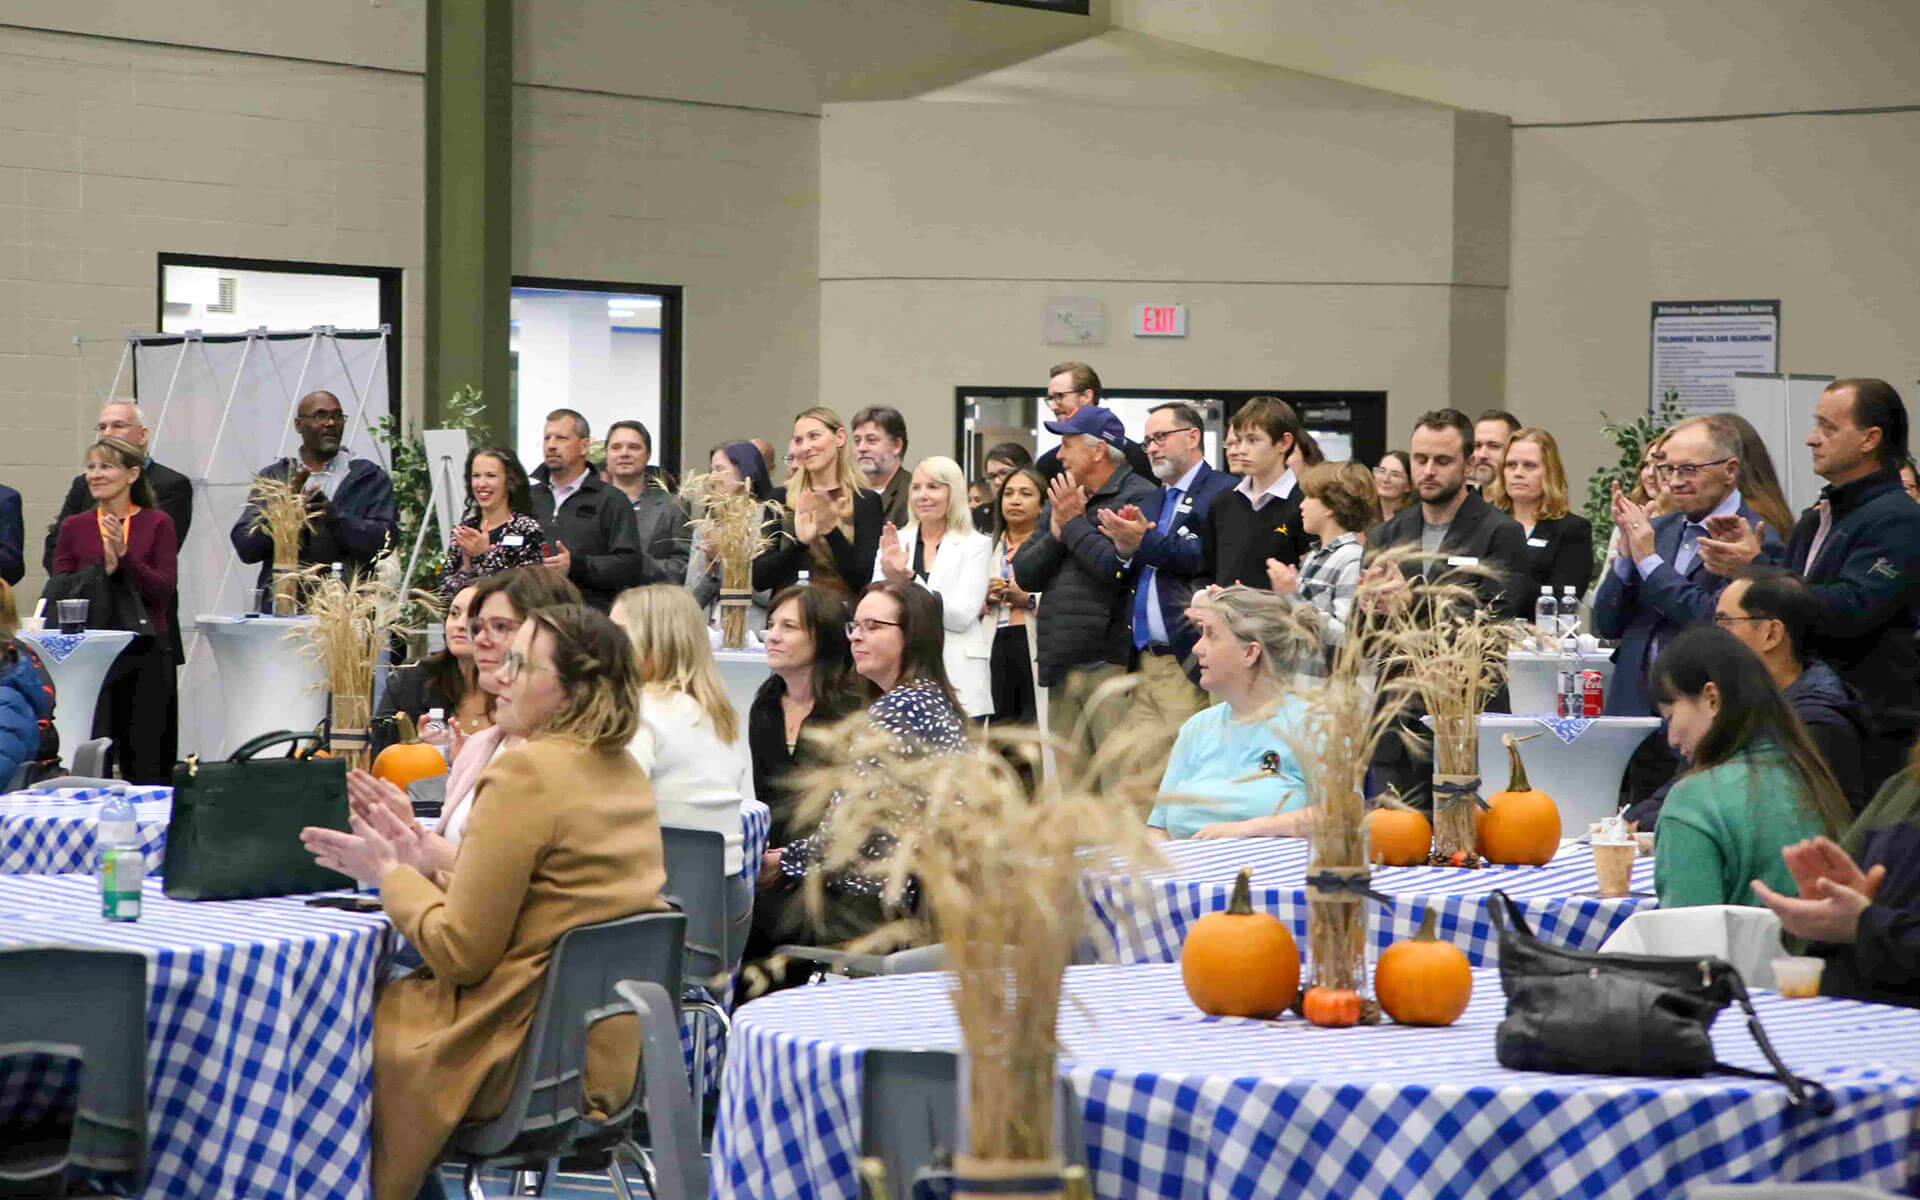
[874,455,994,719]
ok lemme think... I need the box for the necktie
[1802,498,1834,575]
[1133,487,1182,649]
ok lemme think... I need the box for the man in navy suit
[1594,415,1782,802]
[1098,402,1238,731]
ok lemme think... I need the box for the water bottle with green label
[97,784,142,922]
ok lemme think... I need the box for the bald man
[43,401,194,579]
[230,390,397,586]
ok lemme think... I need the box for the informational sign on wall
[1649,300,1780,414]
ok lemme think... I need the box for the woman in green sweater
[1650,626,1852,909]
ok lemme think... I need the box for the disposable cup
[1771,956,1824,998]
[1592,841,1635,897]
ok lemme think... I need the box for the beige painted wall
[819,33,1509,461]
[1508,109,1920,495]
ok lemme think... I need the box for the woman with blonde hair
[302,603,664,1200]
[754,406,883,599]
[875,454,994,719]
[1487,427,1594,599]
[614,583,756,874]
[1149,585,1316,841]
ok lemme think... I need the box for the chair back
[71,738,112,779]
[660,825,732,988]
[859,1047,1086,1188]
[0,946,148,1187]
[449,910,686,1158]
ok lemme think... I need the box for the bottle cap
[427,708,445,719]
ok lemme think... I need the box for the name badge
[1527,537,1549,549]
[501,535,525,547]
[1446,555,1480,567]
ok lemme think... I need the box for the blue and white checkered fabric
[1536,715,1596,744]
[0,790,172,877]
[713,961,1920,1200]
[1083,837,1655,966]
[741,798,771,882]
[0,874,392,1199]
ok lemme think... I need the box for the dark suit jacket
[231,456,399,587]
[0,485,21,586]
[45,460,193,661]
[1366,488,1532,621]
[1516,513,1595,601]
[1126,461,1239,680]
[875,470,911,527]
[1591,499,1782,716]
[50,508,179,636]
[627,483,692,587]
[529,463,644,611]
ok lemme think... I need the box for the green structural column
[425,0,513,437]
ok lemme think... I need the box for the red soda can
[1580,670,1604,717]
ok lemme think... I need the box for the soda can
[1581,670,1604,717]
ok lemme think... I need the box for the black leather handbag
[162,730,351,901]
[1487,890,1833,1112]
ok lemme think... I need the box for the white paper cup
[1771,956,1824,998]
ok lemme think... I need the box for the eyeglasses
[1654,458,1732,481]
[1046,390,1085,403]
[1143,427,1200,448]
[300,410,346,425]
[1712,614,1771,627]
[468,617,518,642]
[846,619,901,637]
[497,648,556,685]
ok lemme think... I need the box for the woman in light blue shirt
[1149,585,1315,840]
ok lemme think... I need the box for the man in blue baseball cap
[1012,400,1160,763]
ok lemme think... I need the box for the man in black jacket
[1699,378,1920,794]
[45,401,194,584]
[1012,405,1159,755]
[529,408,643,611]
[231,391,398,587]
[1034,362,1154,484]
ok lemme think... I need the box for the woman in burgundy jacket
[49,437,179,782]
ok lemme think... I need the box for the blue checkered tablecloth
[0,873,392,1199]
[740,797,771,881]
[0,787,174,877]
[1083,836,1655,966]
[712,961,1920,1199]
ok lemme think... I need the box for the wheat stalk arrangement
[779,714,1165,1165]
[680,471,781,649]
[248,474,316,615]
[289,553,439,766]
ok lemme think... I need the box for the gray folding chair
[0,946,149,1196]
[70,739,112,780]
[659,825,751,1125]
[438,910,704,1200]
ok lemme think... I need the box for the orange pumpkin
[1475,734,1561,865]
[1180,868,1300,1018]
[1375,908,1473,1026]
[1301,986,1361,1028]
[1368,806,1433,867]
[372,713,449,790]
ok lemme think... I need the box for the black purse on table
[1487,890,1833,1113]
[163,730,351,901]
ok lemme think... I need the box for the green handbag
[162,730,352,901]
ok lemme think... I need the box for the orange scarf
[96,505,140,552]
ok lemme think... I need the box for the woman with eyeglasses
[374,584,489,756]
[1372,451,1413,523]
[1486,427,1594,601]
[754,581,967,965]
[435,446,547,599]
[303,603,665,1200]
[350,566,581,879]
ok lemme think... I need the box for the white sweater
[628,688,754,873]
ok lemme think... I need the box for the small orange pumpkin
[1375,908,1473,1026]
[1301,986,1362,1028]
[1180,868,1300,1018]
[1368,805,1433,867]
[1475,734,1561,866]
[372,713,449,790]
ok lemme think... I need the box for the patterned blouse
[436,512,547,597]
[778,678,968,896]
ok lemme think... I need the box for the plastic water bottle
[1557,637,1583,718]
[1559,585,1581,638]
[418,707,451,748]
[1533,586,1558,640]
[97,785,142,922]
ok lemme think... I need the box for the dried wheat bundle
[780,714,1165,1163]
[248,474,316,614]
[288,554,439,766]
[680,471,781,648]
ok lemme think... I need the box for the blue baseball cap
[1043,404,1127,450]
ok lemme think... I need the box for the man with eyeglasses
[44,401,195,580]
[231,390,398,588]
[1033,362,1153,485]
[969,442,1033,530]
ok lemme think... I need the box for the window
[509,279,683,477]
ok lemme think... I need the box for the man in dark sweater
[1034,361,1154,484]
[1699,377,1920,795]
[1202,395,1312,588]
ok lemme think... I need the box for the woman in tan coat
[304,603,665,1200]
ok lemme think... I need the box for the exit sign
[1131,304,1188,337]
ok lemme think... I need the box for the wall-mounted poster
[1649,299,1780,414]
